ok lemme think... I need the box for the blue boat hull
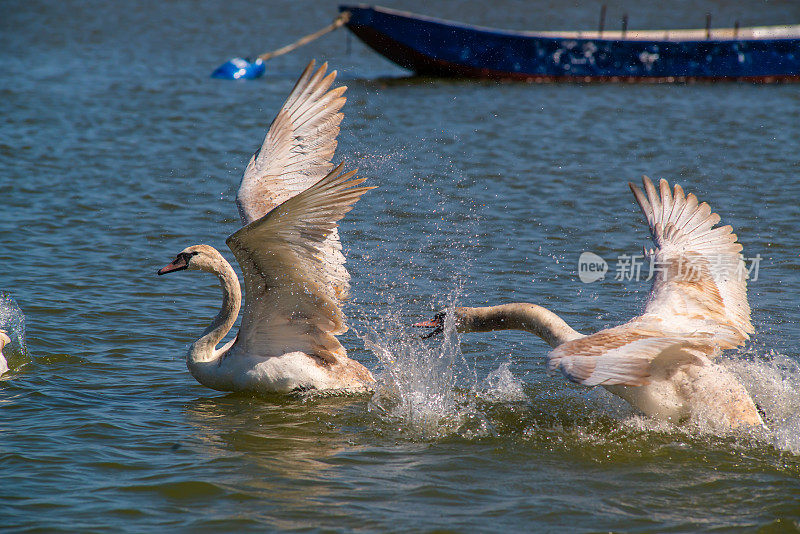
[341,5,800,82]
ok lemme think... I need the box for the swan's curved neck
[454,303,583,348]
[189,256,241,364]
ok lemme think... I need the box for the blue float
[211,57,266,80]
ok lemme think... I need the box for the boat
[339,5,800,82]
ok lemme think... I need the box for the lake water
[2,0,800,531]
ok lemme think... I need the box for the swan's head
[414,307,506,338]
[412,311,447,339]
[413,308,477,338]
[157,245,222,276]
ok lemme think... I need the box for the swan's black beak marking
[157,254,189,275]
[412,313,445,339]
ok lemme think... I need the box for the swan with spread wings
[157,61,374,394]
[416,177,764,428]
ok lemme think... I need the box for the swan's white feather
[235,60,351,300]
[236,60,346,222]
[0,332,9,377]
[226,164,372,364]
[630,176,753,344]
[548,328,709,386]
[545,178,761,425]
[163,61,374,393]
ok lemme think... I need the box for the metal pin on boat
[598,5,607,37]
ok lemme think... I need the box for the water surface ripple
[2,0,800,531]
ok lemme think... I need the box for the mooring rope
[257,11,352,61]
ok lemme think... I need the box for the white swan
[417,177,764,428]
[158,61,374,394]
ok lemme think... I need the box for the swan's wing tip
[236,59,348,224]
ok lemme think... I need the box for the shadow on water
[183,391,370,464]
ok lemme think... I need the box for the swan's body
[158,61,374,394]
[419,178,764,428]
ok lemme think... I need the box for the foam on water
[580,349,800,455]
[726,350,800,454]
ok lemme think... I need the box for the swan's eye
[178,251,200,263]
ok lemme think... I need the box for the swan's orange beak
[412,314,445,339]
[157,255,189,275]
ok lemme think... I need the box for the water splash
[479,362,528,403]
[360,302,527,440]
[362,306,474,439]
[725,351,800,454]
[609,350,800,454]
[0,292,26,374]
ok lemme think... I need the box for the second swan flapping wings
[158,61,374,394]
[417,177,764,428]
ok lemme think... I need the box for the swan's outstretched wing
[629,176,754,345]
[226,164,372,363]
[236,60,352,300]
[546,325,737,386]
[236,60,347,223]
[548,177,752,387]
